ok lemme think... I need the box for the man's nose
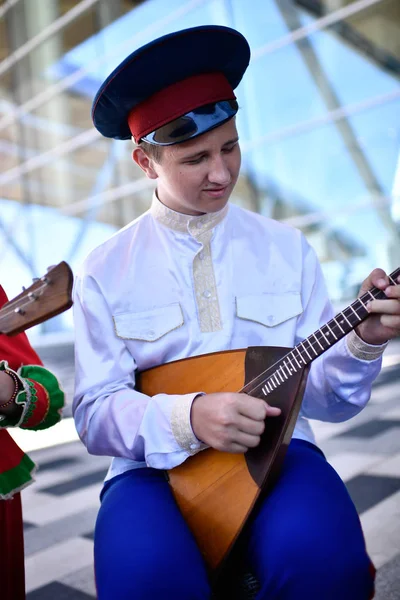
[208,156,231,186]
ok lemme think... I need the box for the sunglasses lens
[142,99,238,146]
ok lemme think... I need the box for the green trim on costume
[19,364,64,430]
[20,379,37,427]
[0,452,36,499]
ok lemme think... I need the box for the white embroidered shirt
[72,195,384,481]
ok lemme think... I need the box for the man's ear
[132,147,158,179]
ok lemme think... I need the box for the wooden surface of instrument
[137,347,309,573]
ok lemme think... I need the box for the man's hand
[190,392,281,453]
[356,268,400,345]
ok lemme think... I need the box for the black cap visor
[140,99,238,146]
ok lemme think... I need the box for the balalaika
[137,267,399,581]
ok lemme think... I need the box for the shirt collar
[150,192,229,235]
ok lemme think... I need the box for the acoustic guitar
[137,266,399,580]
[0,262,73,336]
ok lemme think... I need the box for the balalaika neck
[240,267,400,398]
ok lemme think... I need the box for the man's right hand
[190,392,281,453]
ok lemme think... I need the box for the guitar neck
[241,266,400,398]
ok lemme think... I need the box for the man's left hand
[356,268,400,346]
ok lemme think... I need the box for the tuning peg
[14,307,25,315]
[32,277,39,282]
[28,292,38,301]
[22,286,26,291]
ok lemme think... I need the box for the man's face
[151,118,241,215]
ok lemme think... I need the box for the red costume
[0,286,64,600]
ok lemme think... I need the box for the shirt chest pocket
[113,303,184,342]
[235,293,303,346]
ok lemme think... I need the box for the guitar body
[137,346,310,576]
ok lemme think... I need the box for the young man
[73,26,400,600]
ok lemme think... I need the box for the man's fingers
[367,299,400,315]
[237,395,281,420]
[266,405,281,417]
[237,415,265,436]
[235,431,262,449]
[359,268,389,296]
[381,314,400,329]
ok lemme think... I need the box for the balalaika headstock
[0,262,73,336]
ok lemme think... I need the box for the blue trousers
[94,440,375,599]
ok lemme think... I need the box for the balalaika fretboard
[240,267,400,398]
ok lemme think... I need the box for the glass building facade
[1,0,399,334]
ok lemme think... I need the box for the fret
[357,297,369,312]
[285,357,297,373]
[366,290,375,301]
[300,341,312,362]
[281,366,288,380]
[340,311,352,328]
[278,366,288,381]
[325,323,338,340]
[313,332,325,351]
[349,305,362,321]
[343,306,360,327]
[333,317,345,334]
[319,327,330,346]
[291,351,303,369]
[307,337,319,356]
[277,370,285,383]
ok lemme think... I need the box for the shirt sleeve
[296,238,385,422]
[72,272,206,470]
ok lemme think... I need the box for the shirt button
[190,443,199,450]
[203,290,212,299]
[199,252,205,260]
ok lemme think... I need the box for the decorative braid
[0,369,20,408]
[20,379,38,428]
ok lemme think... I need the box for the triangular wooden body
[137,346,309,576]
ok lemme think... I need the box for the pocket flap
[113,303,184,341]
[236,293,302,327]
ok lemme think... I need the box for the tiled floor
[16,340,400,598]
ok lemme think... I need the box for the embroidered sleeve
[170,393,207,455]
[0,360,64,430]
[346,330,388,361]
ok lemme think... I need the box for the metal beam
[277,0,400,241]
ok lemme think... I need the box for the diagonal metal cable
[0,0,20,20]
[0,0,101,78]
[0,0,208,134]
[251,0,383,61]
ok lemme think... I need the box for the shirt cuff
[346,330,388,362]
[170,393,207,455]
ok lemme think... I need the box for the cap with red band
[128,72,235,143]
[91,25,250,143]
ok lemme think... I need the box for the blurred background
[1,0,400,337]
[1,1,400,598]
